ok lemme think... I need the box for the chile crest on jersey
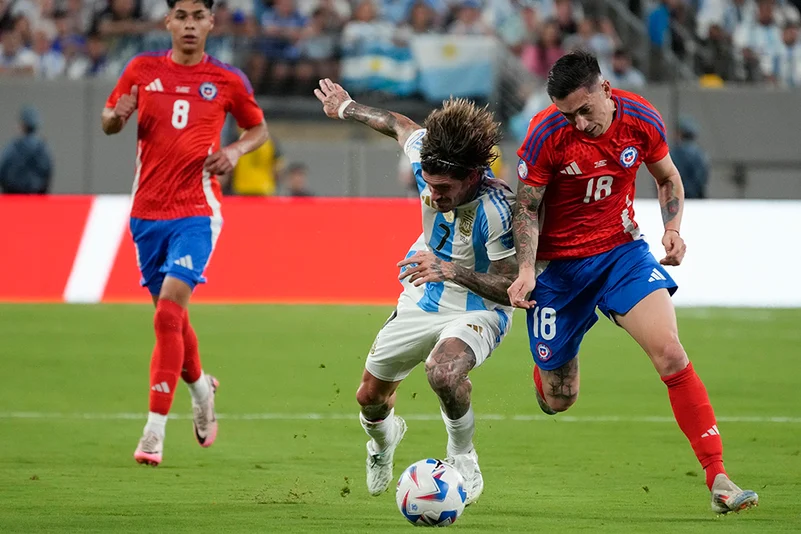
[199,82,218,101]
[619,146,639,168]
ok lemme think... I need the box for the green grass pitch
[0,304,799,532]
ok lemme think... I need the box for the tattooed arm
[397,253,518,305]
[647,153,687,266]
[507,182,547,308]
[447,255,519,305]
[313,78,420,147]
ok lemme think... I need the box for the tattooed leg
[426,338,477,419]
[539,357,580,412]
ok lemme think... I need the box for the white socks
[360,408,397,452]
[442,406,475,456]
[187,371,210,404]
[144,412,168,437]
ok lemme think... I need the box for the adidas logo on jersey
[648,268,666,283]
[559,161,582,175]
[145,78,164,92]
[174,255,194,270]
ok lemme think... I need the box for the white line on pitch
[0,412,799,423]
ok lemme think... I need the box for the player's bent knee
[652,338,689,376]
[545,394,578,413]
[425,361,466,394]
[356,381,389,408]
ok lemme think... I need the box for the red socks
[181,312,202,384]
[662,362,726,490]
[533,365,546,399]
[149,299,186,415]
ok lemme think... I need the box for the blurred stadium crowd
[1,0,800,94]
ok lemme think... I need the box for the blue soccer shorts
[129,216,222,296]
[526,238,677,371]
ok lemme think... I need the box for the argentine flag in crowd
[410,35,497,102]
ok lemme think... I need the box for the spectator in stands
[520,19,563,79]
[768,18,801,85]
[296,5,342,89]
[670,115,709,199]
[564,17,619,70]
[205,1,237,64]
[552,0,579,37]
[0,105,53,195]
[699,60,727,86]
[733,0,784,81]
[284,162,315,196]
[701,22,737,80]
[448,0,494,36]
[697,0,756,40]
[647,0,688,65]
[32,20,65,79]
[0,25,36,76]
[226,123,285,196]
[395,1,438,43]
[61,0,96,36]
[70,30,112,78]
[537,0,583,26]
[604,48,646,89]
[375,0,444,26]
[481,0,527,52]
[249,0,306,94]
[93,0,153,38]
[62,34,90,79]
[341,0,397,53]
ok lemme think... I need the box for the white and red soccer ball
[396,459,467,527]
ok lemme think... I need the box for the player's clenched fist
[660,229,686,266]
[507,272,537,309]
[204,145,242,176]
[314,78,353,119]
[114,85,138,120]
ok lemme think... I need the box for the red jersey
[516,89,669,260]
[106,50,264,220]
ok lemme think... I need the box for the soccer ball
[396,459,467,527]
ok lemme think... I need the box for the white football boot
[365,415,407,496]
[192,375,219,447]
[710,474,759,514]
[446,448,484,506]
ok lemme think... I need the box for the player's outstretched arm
[647,153,687,266]
[507,181,546,309]
[102,85,138,135]
[397,252,518,306]
[313,78,420,147]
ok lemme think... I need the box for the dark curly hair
[420,97,502,180]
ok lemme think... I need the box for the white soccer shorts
[365,303,512,383]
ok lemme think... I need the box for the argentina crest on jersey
[199,82,218,101]
[619,146,639,168]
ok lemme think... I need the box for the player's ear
[601,79,612,97]
[164,13,171,30]
[209,13,215,30]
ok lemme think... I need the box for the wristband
[337,99,353,120]
[665,229,680,236]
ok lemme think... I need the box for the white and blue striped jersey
[399,129,516,315]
